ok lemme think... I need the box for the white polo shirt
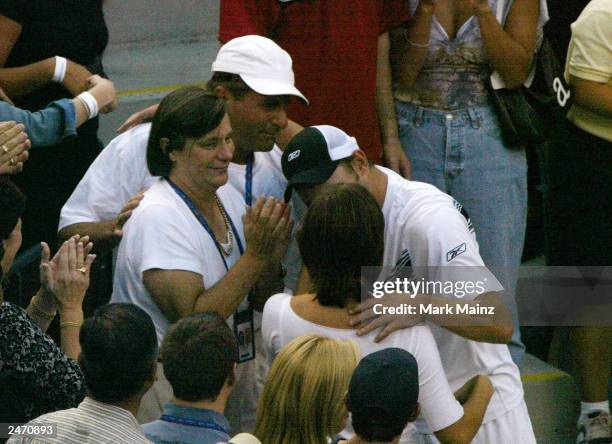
[110,179,247,343]
[378,166,524,424]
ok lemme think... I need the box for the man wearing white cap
[58,36,307,287]
[59,35,306,249]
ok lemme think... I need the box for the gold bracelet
[60,321,82,329]
[404,30,430,48]
[31,297,57,320]
[406,37,430,48]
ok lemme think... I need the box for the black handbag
[488,1,573,147]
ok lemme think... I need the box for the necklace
[215,194,234,256]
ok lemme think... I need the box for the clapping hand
[243,196,294,261]
[40,235,96,312]
[0,121,30,175]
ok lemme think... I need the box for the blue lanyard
[160,414,230,435]
[245,153,254,206]
[166,179,244,271]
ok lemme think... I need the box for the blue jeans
[396,101,527,364]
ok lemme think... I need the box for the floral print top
[394,0,548,111]
[0,302,85,421]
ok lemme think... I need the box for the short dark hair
[78,303,158,404]
[297,183,384,308]
[351,414,409,443]
[161,311,238,402]
[0,177,25,281]
[147,86,226,177]
[207,72,251,100]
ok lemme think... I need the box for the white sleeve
[129,204,204,275]
[569,10,612,83]
[411,326,464,432]
[408,204,503,299]
[58,128,151,231]
[262,293,286,368]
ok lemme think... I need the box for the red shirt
[219,0,410,162]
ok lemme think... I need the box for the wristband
[77,91,99,119]
[52,56,67,83]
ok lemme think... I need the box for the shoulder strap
[495,0,505,23]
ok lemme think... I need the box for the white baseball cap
[212,35,308,104]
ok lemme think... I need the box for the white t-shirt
[59,123,158,230]
[262,293,464,440]
[379,166,524,424]
[110,179,247,343]
[227,146,286,201]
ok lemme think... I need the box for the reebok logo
[288,150,301,162]
[446,243,467,262]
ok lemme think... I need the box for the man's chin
[256,140,276,152]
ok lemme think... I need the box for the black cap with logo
[281,125,360,202]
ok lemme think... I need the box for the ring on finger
[77,266,87,274]
[1,145,8,154]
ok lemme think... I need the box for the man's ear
[351,150,370,176]
[407,403,420,422]
[151,359,159,382]
[214,85,229,99]
[141,359,158,392]
[227,362,238,387]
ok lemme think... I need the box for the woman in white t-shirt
[111,87,293,430]
[262,183,494,444]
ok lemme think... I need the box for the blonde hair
[255,335,360,444]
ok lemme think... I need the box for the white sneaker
[577,411,612,444]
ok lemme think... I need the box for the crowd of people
[0,1,610,443]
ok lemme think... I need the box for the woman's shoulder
[263,292,292,313]
[375,323,437,354]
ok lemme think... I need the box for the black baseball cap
[281,125,359,202]
[347,348,419,424]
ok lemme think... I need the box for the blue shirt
[142,403,231,444]
[0,98,77,147]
